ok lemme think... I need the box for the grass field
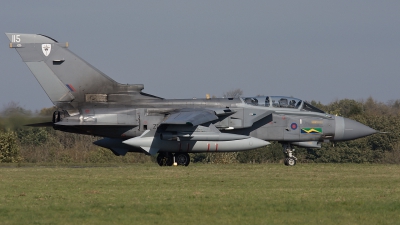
[0,163,399,225]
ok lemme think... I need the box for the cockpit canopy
[241,96,325,114]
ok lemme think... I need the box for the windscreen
[302,102,325,113]
[242,96,302,109]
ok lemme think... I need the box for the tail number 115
[11,35,21,43]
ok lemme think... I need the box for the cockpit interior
[241,96,325,114]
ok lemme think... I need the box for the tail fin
[6,33,160,109]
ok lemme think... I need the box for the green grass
[0,163,399,225]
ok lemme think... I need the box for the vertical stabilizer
[6,33,119,109]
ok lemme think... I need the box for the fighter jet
[6,33,377,166]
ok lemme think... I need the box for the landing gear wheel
[175,153,190,166]
[156,154,164,166]
[157,153,173,166]
[284,158,289,166]
[282,143,298,166]
[285,157,296,166]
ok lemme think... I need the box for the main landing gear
[282,143,297,166]
[157,152,190,167]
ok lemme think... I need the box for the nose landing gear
[282,143,297,166]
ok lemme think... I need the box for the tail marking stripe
[66,84,76,92]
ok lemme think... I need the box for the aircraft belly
[80,127,137,138]
[181,138,269,152]
[123,131,270,154]
[93,138,143,156]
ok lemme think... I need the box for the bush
[0,130,21,163]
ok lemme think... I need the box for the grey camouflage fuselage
[6,33,377,166]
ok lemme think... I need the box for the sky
[0,1,399,111]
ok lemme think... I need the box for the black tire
[175,153,190,166]
[284,158,289,166]
[166,154,173,166]
[287,157,296,166]
[157,153,165,166]
[157,153,173,166]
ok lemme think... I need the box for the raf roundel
[291,123,298,130]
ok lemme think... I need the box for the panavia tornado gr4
[6,33,377,166]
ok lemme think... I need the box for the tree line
[1,97,400,164]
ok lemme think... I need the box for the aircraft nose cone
[334,117,377,141]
